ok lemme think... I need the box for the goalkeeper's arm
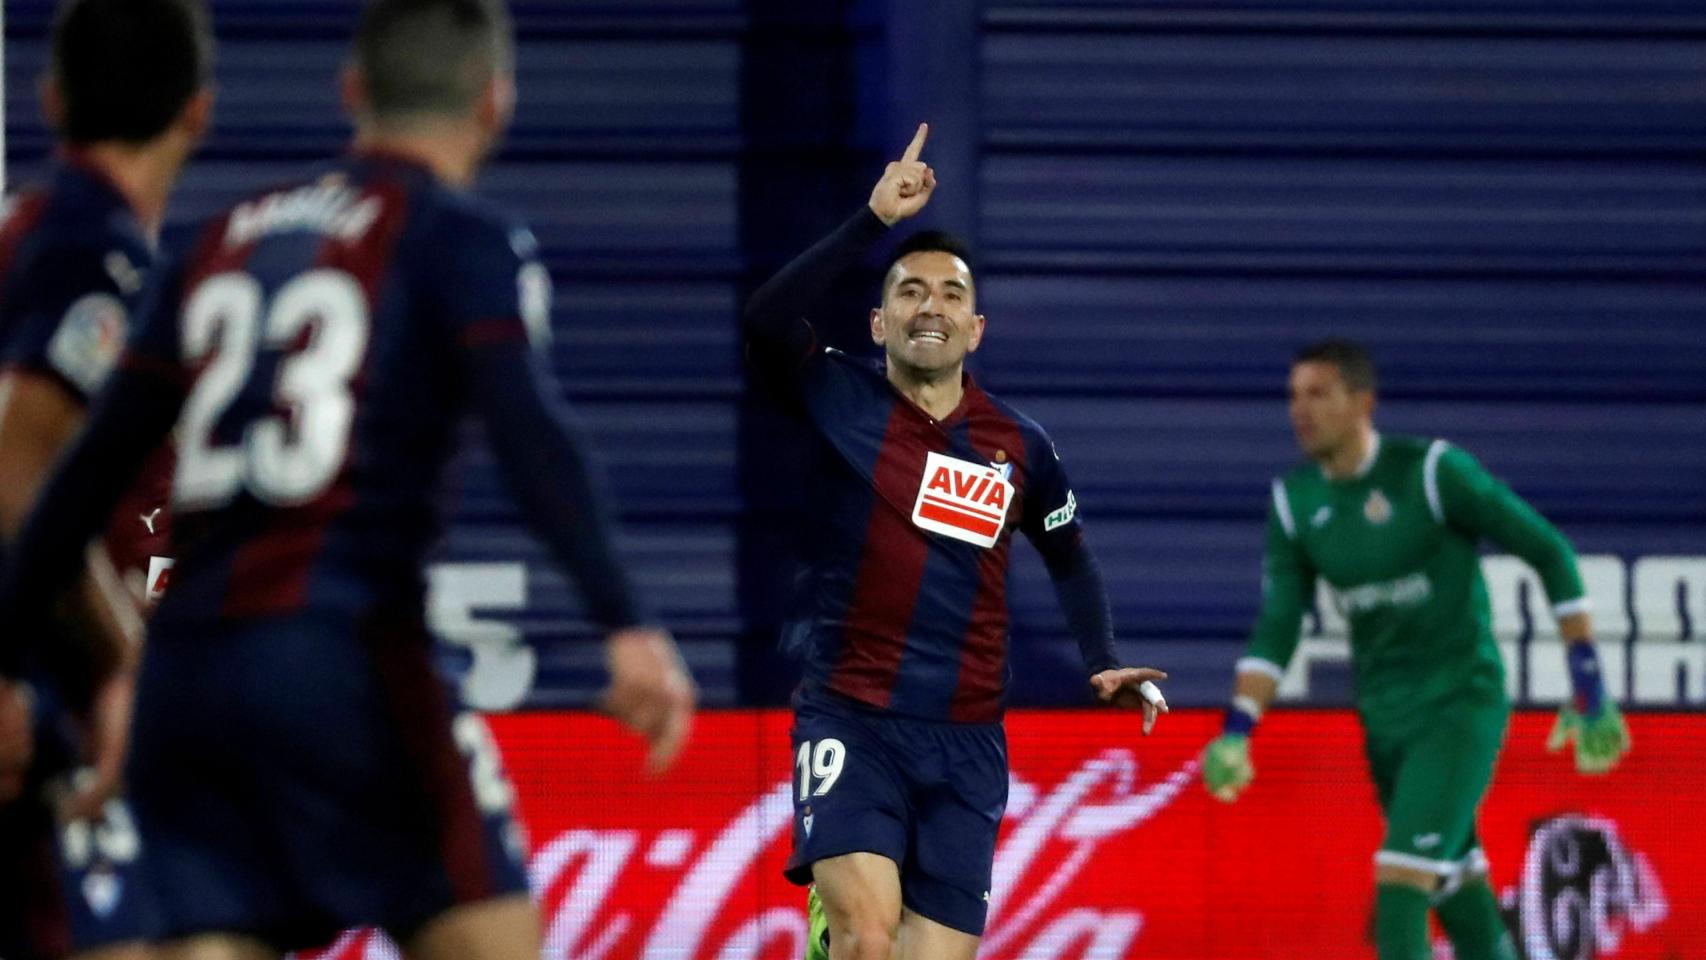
[1204,485,1314,802]
[1431,442,1629,774]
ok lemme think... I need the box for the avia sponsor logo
[911,451,1013,548]
[1500,815,1668,960]
[1332,571,1432,615]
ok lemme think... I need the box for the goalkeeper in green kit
[1202,340,1630,960]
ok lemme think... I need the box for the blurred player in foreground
[745,124,1169,960]
[0,1,694,958]
[1202,339,1630,960]
[0,0,212,956]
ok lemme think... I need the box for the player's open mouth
[909,331,949,344]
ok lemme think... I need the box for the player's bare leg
[812,853,902,960]
[404,893,542,960]
[893,909,978,960]
[158,933,278,960]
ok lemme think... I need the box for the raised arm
[743,123,934,378]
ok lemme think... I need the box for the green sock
[1375,884,1432,960]
[1436,879,1517,960]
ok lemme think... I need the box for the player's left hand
[1090,667,1169,734]
[1546,701,1631,776]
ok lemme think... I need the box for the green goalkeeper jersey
[1242,434,1585,729]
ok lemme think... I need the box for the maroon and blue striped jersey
[0,159,173,592]
[3,150,643,644]
[746,210,1117,724]
[0,159,148,404]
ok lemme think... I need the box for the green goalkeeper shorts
[1362,694,1509,878]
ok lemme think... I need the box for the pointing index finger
[901,123,929,163]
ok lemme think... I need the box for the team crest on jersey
[1363,489,1393,525]
[912,451,1014,548]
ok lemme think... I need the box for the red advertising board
[303,710,1702,960]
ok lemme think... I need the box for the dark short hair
[882,230,976,301]
[1294,338,1377,392]
[51,0,212,145]
[354,0,512,122]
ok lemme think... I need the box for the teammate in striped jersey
[0,1,693,957]
[0,1,211,956]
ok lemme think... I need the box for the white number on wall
[454,711,516,815]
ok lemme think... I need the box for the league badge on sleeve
[47,292,127,396]
[911,451,1013,548]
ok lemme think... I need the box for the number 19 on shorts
[796,738,846,801]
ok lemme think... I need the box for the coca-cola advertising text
[304,710,1701,960]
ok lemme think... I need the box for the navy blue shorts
[125,608,528,951]
[784,693,1007,936]
[0,692,164,959]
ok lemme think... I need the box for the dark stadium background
[4,0,1702,711]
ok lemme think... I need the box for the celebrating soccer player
[0,1,694,958]
[745,124,1170,960]
[1201,339,1631,960]
[0,1,211,957]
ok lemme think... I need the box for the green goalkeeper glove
[1548,642,1631,775]
[1201,733,1254,803]
[1547,701,1631,775]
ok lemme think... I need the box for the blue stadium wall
[5,0,1702,708]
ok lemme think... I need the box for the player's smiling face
[872,251,986,378]
[1289,361,1371,461]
